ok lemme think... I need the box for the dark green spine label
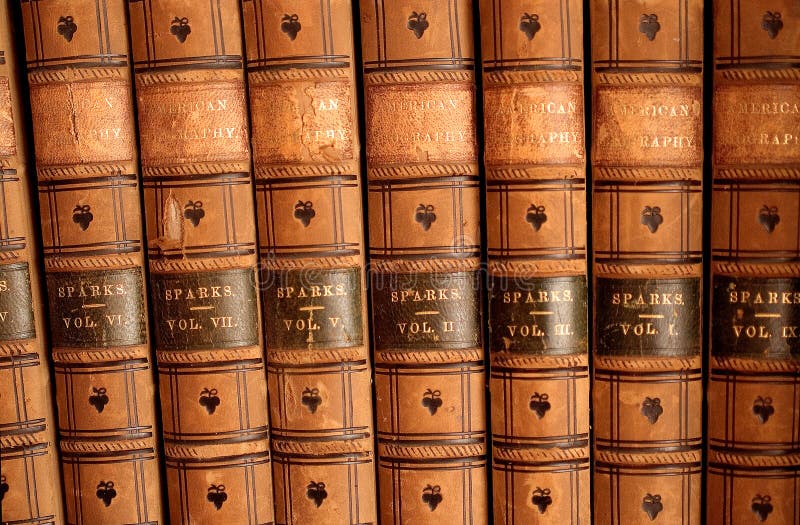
[595,277,701,356]
[490,275,587,354]
[263,267,363,350]
[712,276,800,359]
[151,268,259,350]
[47,268,146,348]
[0,262,35,341]
[371,271,482,350]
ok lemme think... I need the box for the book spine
[708,2,800,523]
[20,1,165,523]
[0,2,64,524]
[128,1,274,523]
[479,1,589,523]
[359,2,488,523]
[589,2,704,523]
[241,1,377,523]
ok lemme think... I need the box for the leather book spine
[21,1,165,523]
[359,2,488,523]
[479,1,589,523]
[128,1,275,523]
[590,2,704,523]
[708,2,800,523]
[241,1,377,523]
[0,2,64,524]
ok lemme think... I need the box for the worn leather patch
[712,276,800,359]
[151,268,259,350]
[490,275,587,354]
[47,268,146,348]
[0,262,35,341]
[0,76,15,157]
[596,277,701,356]
[263,267,363,350]
[371,271,481,350]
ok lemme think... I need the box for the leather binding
[128,1,274,523]
[708,2,800,523]
[479,1,589,523]
[0,2,64,524]
[21,1,165,523]
[241,1,377,523]
[359,2,487,523]
[590,2,704,523]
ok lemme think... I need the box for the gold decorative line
[719,68,800,81]
[594,72,702,86]
[484,70,581,85]
[248,67,349,83]
[189,306,214,311]
[754,313,780,318]
[639,314,664,319]
[414,310,440,316]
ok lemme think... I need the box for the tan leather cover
[0,2,64,524]
[20,1,165,523]
[708,2,800,523]
[360,1,487,523]
[129,1,274,523]
[590,1,704,523]
[480,1,589,523]
[242,1,377,524]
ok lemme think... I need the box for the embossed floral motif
[281,14,301,40]
[72,204,93,231]
[519,13,541,41]
[96,481,117,507]
[301,387,322,414]
[421,388,443,415]
[526,204,547,231]
[641,397,663,424]
[415,204,436,230]
[529,392,551,419]
[758,205,780,233]
[58,16,77,42]
[199,387,220,414]
[531,487,552,513]
[183,200,205,227]
[306,481,327,507]
[762,12,783,39]
[639,14,661,41]
[422,484,442,511]
[752,494,774,521]
[207,484,227,510]
[752,396,775,424]
[641,205,663,233]
[642,493,663,520]
[407,11,429,38]
[294,200,316,227]
[89,387,109,413]
[170,17,191,43]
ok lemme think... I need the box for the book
[128,1,274,523]
[589,1,704,523]
[479,0,590,523]
[708,1,800,523]
[241,1,378,523]
[359,1,488,523]
[21,1,165,522]
[0,2,64,523]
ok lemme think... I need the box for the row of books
[1,0,798,524]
